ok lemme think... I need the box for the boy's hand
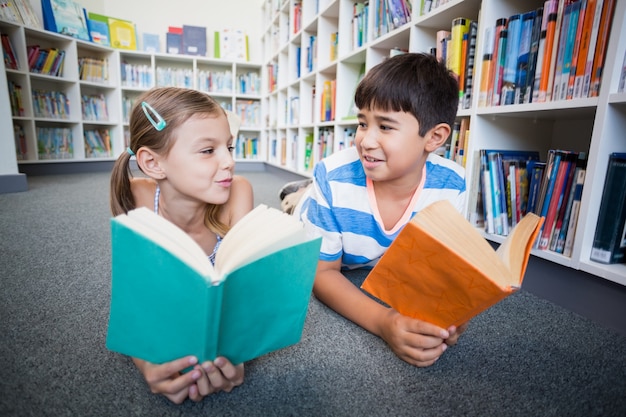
[445,321,469,346]
[132,356,244,404]
[379,309,451,367]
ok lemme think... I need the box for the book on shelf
[214,28,249,61]
[590,153,626,264]
[106,204,322,365]
[552,1,580,102]
[448,17,471,87]
[564,0,589,100]
[501,13,522,105]
[481,150,541,236]
[552,155,587,254]
[581,0,608,97]
[477,24,495,107]
[360,199,544,329]
[544,0,568,103]
[619,49,626,93]
[12,0,42,28]
[461,20,478,109]
[589,0,615,97]
[537,151,578,250]
[142,33,159,53]
[492,27,508,106]
[41,0,90,41]
[108,16,137,50]
[0,0,24,24]
[435,30,451,64]
[166,27,183,54]
[535,1,559,102]
[2,33,19,70]
[522,5,544,104]
[182,25,207,56]
[572,0,601,98]
[86,12,110,47]
[512,10,536,105]
[526,160,546,215]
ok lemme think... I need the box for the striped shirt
[297,147,467,270]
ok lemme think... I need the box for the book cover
[590,153,626,264]
[108,17,137,50]
[553,155,587,253]
[562,165,586,257]
[142,33,160,53]
[551,1,576,102]
[361,200,544,329]
[182,25,207,56]
[214,28,249,61]
[107,205,322,365]
[166,29,182,54]
[449,17,471,83]
[487,18,507,106]
[477,25,495,107]
[41,0,90,41]
[556,0,581,101]
[492,27,508,106]
[565,0,589,99]
[86,17,110,47]
[523,5,544,103]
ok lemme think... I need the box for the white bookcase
[260,0,626,287]
[1,19,263,166]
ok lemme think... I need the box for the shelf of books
[261,0,626,286]
[2,2,263,165]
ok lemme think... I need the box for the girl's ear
[135,147,166,179]
[424,123,452,153]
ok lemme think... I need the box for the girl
[110,87,253,404]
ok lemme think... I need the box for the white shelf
[260,0,626,287]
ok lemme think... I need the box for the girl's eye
[201,148,214,154]
[228,146,235,153]
[380,125,391,131]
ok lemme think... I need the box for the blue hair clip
[141,101,166,131]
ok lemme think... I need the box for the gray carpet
[1,167,626,417]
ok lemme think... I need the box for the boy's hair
[354,52,459,137]
[110,87,229,235]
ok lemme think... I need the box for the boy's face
[355,108,434,186]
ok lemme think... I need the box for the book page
[496,212,543,282]
[122,207,213,277]
[215,204,309,278]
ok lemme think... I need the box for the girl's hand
[132,355,244,404]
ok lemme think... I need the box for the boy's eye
[357,122,366,128]
[201,148,214,154]
[380,124,392,131]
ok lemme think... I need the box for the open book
[106,204,321,365]
[361,200,543,328]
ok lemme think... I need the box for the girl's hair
[354,53,459,137]
[110,87,230,236]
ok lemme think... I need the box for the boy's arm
[313,259,454,367]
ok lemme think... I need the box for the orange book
[361,200,544,328]
[537,6,559,102]
[486,18,507,106]
[589,0,615,97]
[571,0,599,98]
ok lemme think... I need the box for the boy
[296,53,468,367]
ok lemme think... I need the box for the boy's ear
[425,123,452,152]
[135,147,166,179]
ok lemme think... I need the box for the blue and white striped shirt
[297,147,467,270]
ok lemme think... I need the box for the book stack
[477,0,617,106]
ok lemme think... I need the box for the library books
[590,153,626,264]
[182,25,207,56]
[361,199,543,328]
[41,0,90,41]
[477,0,616,106]
[107,204,322,365]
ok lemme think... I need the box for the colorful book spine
[572,0,600,98]
[501,14,522,105]
[551,1,575,102]
[462,20,478,109]
[514,10,537,104]
[449,17,471,89]
[557,1,581,101]
[536,2,560,102]
[492,28,508,106]
[563,0,588,99]
[487,18,507,106]
[523,6,545,103]
[581,0,606,97]
[477,25,495,107]
[589,0,616,97]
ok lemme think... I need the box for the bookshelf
[260,0,626,287]
[1,19,263,167]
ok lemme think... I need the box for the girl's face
[355,107,430,187]
[159,112,235,205]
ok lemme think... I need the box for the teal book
[106,204,322,365]
[41,0,90,41]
